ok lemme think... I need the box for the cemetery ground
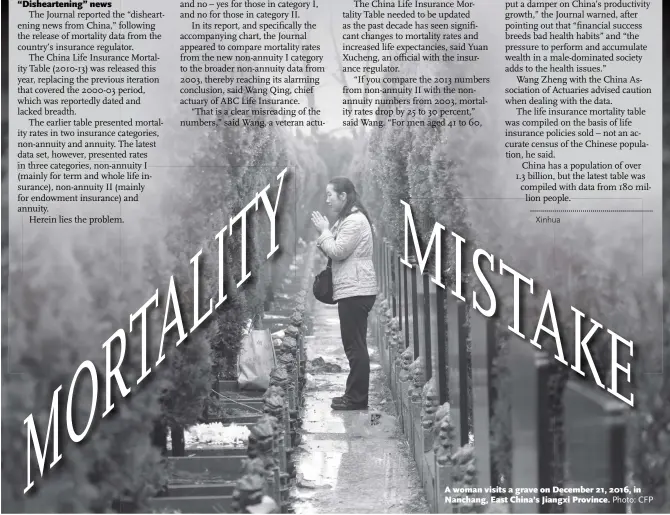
[111,238,647,514]
[292,301,429,514]
[143,247,430,514]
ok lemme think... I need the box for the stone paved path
[291,300,429,514]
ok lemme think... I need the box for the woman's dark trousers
[337,295,377,405]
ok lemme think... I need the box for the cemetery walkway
[291,300,429,514]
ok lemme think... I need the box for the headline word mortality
[400,200,634,408]
[23,168,288,494]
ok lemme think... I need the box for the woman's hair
[328,176,374,233]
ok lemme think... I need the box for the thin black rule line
[530,209,653,213]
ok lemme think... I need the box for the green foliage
[351,54,666,510]
[371,124,412,246]
[489,331,512,490]
[406,125,440,249]
[1,96,335,509]
[451,444,478,514]
[2,225,169,512]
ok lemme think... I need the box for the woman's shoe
[331,398,368,410]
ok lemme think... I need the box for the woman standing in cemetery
[311,177,378,410]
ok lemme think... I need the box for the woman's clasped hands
[311,211,330,233]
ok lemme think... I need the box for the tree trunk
[149,420,170,497]
[151,420,168,457]
[170,424,186,457]
[202,395,210,422]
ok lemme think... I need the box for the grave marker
[509,339,553,514]
[397,253,403,332]
[446,294,469,447]
[403,261,410,350]
[429,282,447,404]
[564,379,627,513]
[411,264,420,358]
[388,242,396,317]
[470,312,498,494]
[422,273,433,382]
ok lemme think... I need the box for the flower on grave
[389,316,400,335]
[410,357,425,401]
[434,403,455,466]
[263,393,284,423]
[285,326,300,340]
[277,352,295,368]
[185,422,250,447]
[248,419,274,458]
[393,330,406,365]
[451,444,478,513]
[245,454,278,482]
[406,359,418,395]
[384,320,393,338]
[277,353,296,377]
[289,311,304,326]
[432,402,450,437]
[263,385,285,401]
[377,298,388,318]
[411,357,425,387]
[281,336,298,356]
[421,378,440,430]
[399,346,414,382]
[257,414,282,445]
[231,473,265,513]
[243,457,271,482]
[269,366,289,391]
[394,347,404,367]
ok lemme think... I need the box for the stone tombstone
[402,260,411,350]
[396,253,403,332]
[470,311,498,494]
[410,263,420,358]
[373,237,381,346]
[372,238,381,281]
[446,293,469,448]
[378,238,385,297]
[415,266,426,366]
[379,238,386,297]
[387,242,392,300]
[381,240,387,298]
[388,242,396,317]
[509,336,553,514]
[429,281,448,405]
[422,273,433,382]
[564,379,627,514]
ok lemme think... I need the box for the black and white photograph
[1,1,667,513]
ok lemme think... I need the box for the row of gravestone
[373,237,630,515]
[137,244,316,514]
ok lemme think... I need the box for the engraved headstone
[422,273,433,382]
[396,253,403,332]
[382,240,391,296]
[470,312,498,494]
[446,293,468,447]
[403,261,410,350]
[564,380,627,514]
[415,266,426,364]
[387,242,396,317]
[509,339,552,514]
[410,263,420,357]
[429,282,447,405]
